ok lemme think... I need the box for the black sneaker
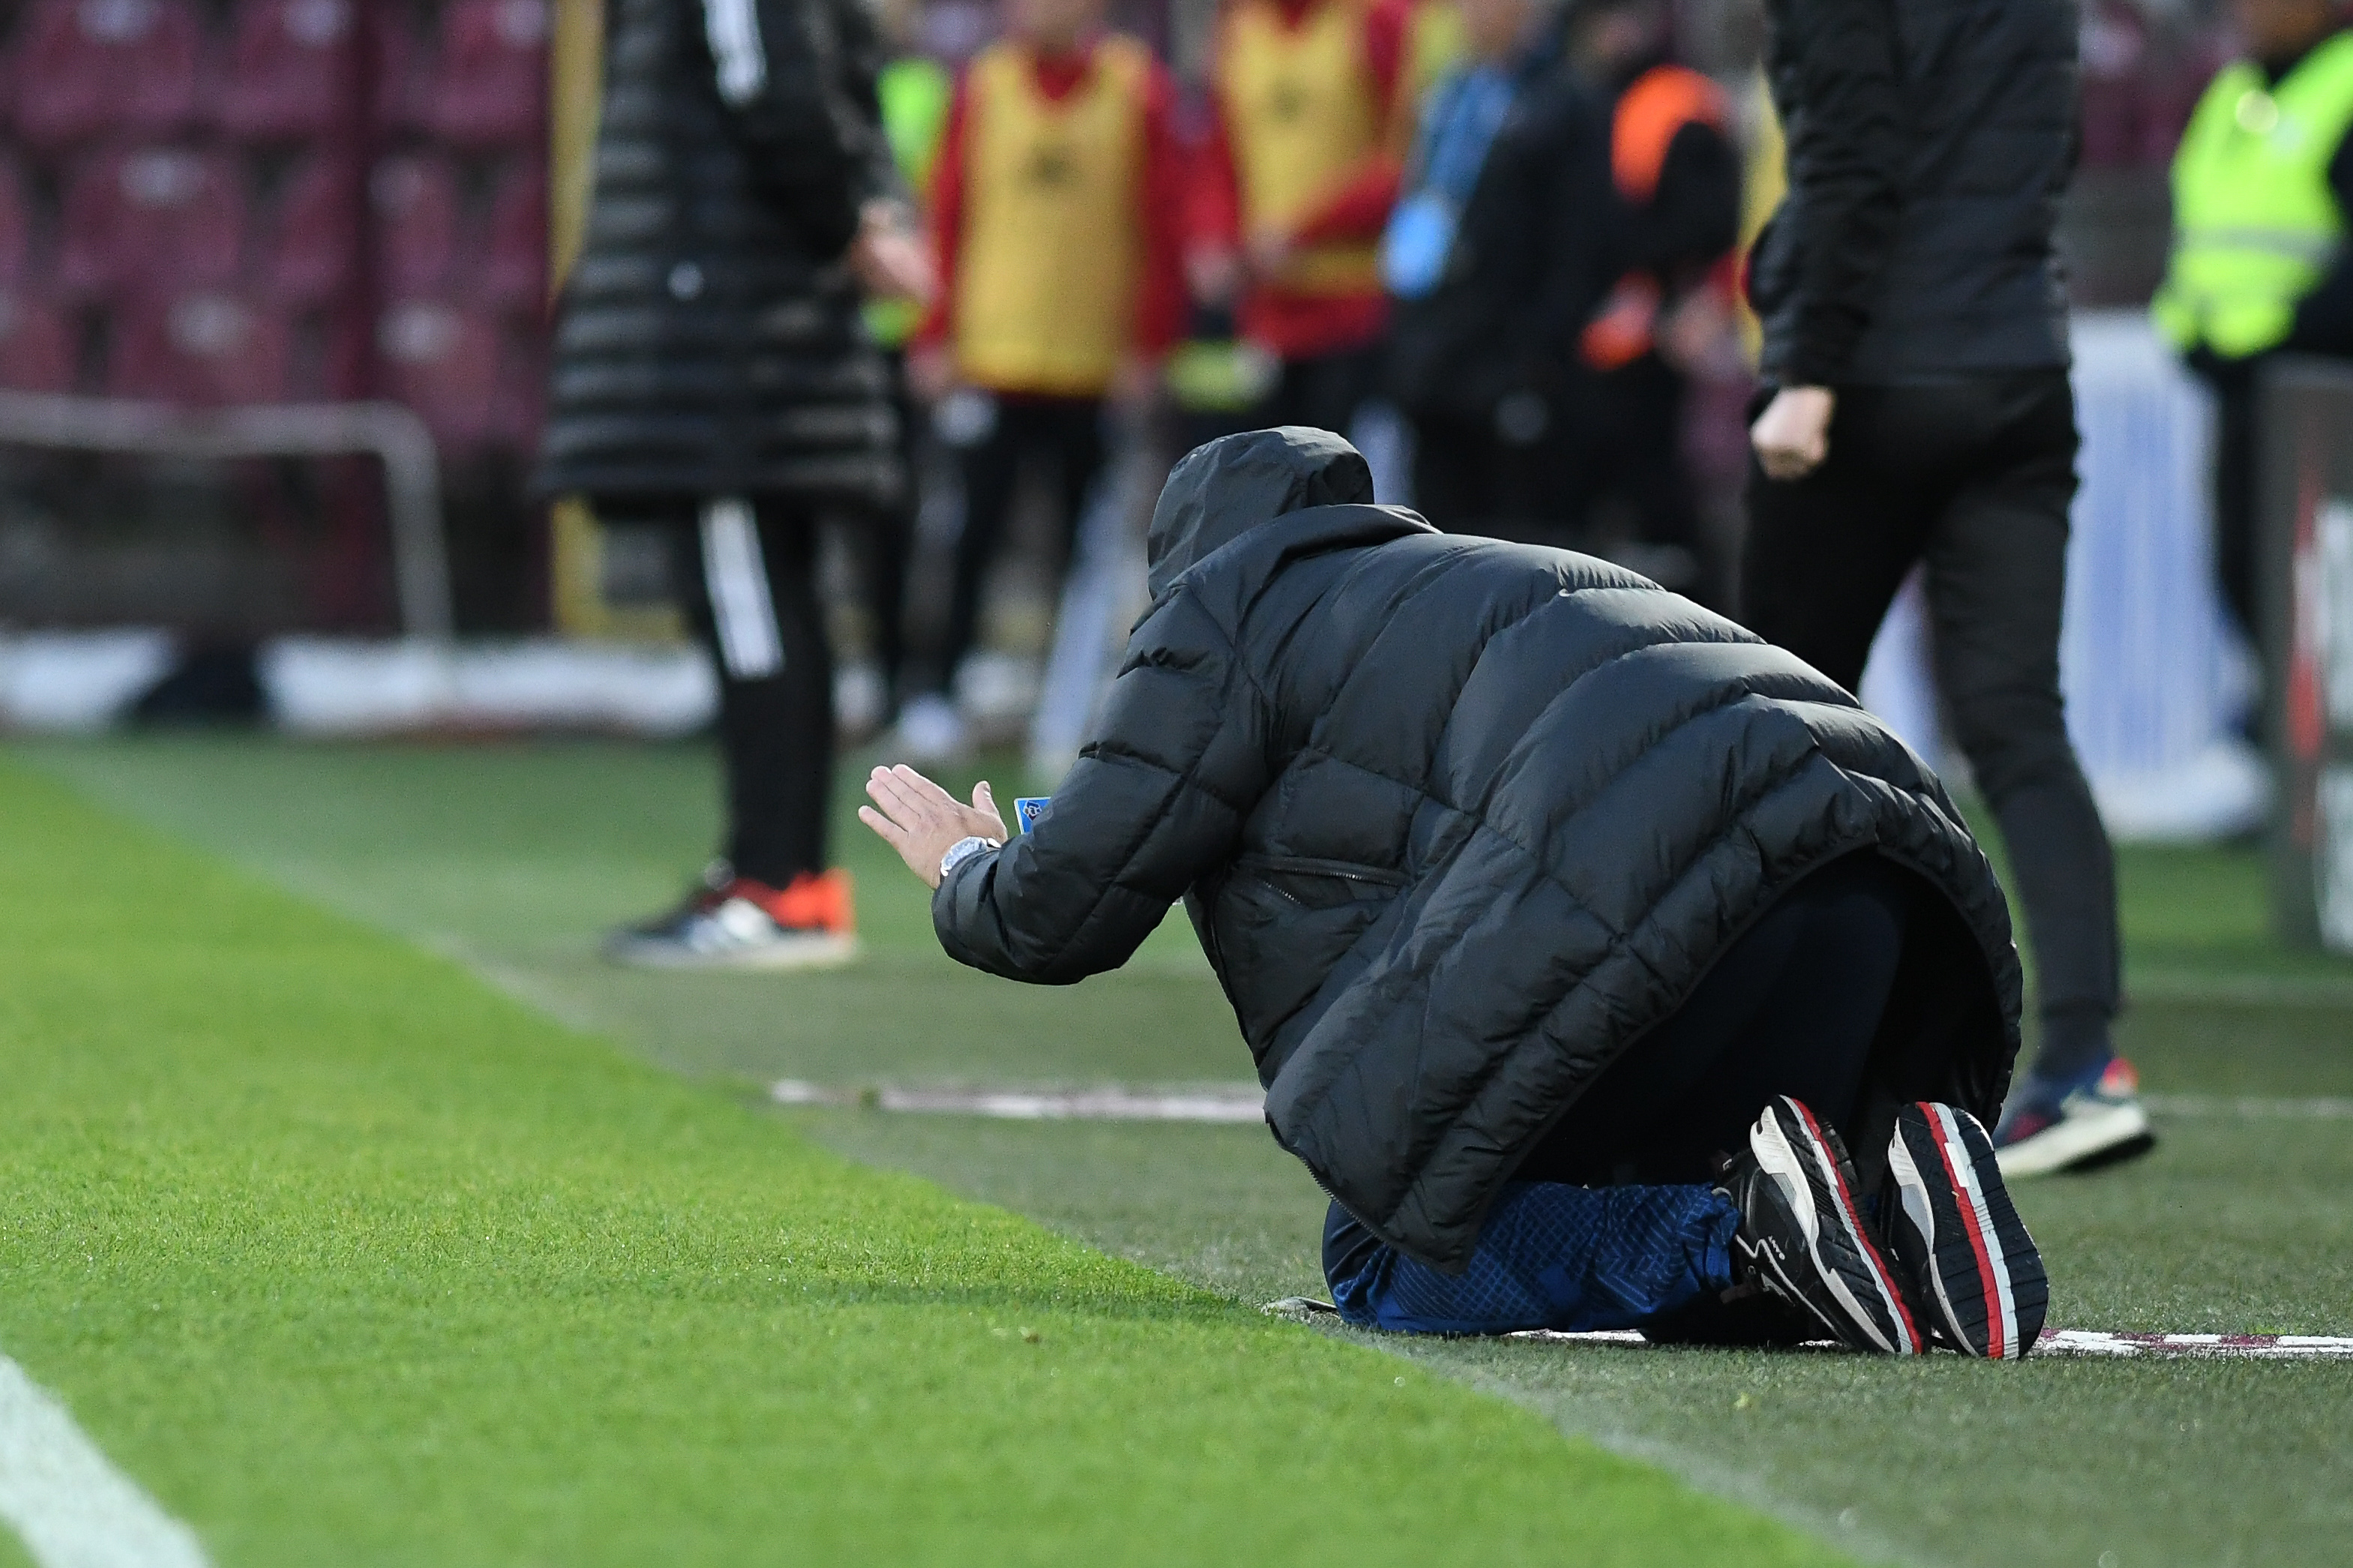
[1886,1102,2049,1359]
[1718,1096,1922,1354]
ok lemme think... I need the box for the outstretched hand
[859,765,1010,889]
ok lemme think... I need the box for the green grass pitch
[13,734,2353,1566]
[0,749,1841,1567]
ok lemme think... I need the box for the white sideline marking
[772,1079,1267,1123]
[0,1354,210,1568]
[1499,1328,2353,1360]
[2144,1093,2353,1120]
[772,1083,2353,1129]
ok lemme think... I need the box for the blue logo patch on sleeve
[1013,796,1051,834]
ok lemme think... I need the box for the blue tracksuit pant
[1323,1183,1739,1334]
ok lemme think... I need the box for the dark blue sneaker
[1993,1055,2153,1178]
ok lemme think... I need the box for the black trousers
[1516,851,1914,1191]
[602,496,834,887]
[1740,372,2119,1080]
[1409,410,1587,546]
[2204,354,2261,639]
[929,392,1105,695]
[1590,352,1715,604]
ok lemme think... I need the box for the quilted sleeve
[932,589,1270,985]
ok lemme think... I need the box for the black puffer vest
[538,0,903,507]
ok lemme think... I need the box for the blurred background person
[1186,0,1414,436]
[2153,0,2353,647]
[847,0,962,734]
[1739,0,2145,1173]
[539,0,927,968]
[1571,0,1742,608]
[898,0,1187,761]
[1379,0,1619,545]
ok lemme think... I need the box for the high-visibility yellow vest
[1220,0,1383,295]
[864,54,955,349]
[2154,31,2353,358]
[953,37,1150,395]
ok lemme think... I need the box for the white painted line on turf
[772,1079,1268,1123]
[2144,1093,2353,1120]
[0,1354,210,1568]
[1496,1327,2353,1359]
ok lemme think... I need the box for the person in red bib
[1190,0,1415,433]
[901,0,1187,757]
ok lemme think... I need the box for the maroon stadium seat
[109,289,292,403]
[220,0,423,142]
[374,153,460,297]
[376,297,503,448]
[0,289,77,392]
[479,157,547,312]
[0,160,32,289]
[220,0,352,142]
[423,0,548,149]
[59,145,246,301]
[12,0,203,152]
[261,151,353,304]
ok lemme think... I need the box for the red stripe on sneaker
[1922,1102,2003,1359]
[1791,1099,1919,1354]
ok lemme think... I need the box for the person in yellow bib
[900,0,1187,757]
[1190,0,1416,434]
[2153,0,2353,639]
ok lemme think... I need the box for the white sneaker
[894,693,968,764]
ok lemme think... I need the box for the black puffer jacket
[538,0,903,506]
[935,428,2021,1270]
[1747,0,2076,385]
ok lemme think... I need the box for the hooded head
[1145,427,1377,598]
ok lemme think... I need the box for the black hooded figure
[893,427,2041,1348]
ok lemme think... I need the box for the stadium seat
[108,289,292,404]
[374,154,460,297]
[0,289,78,392]
[12,0,203,152]
[59,145,247,301]
[261,151,354,304]
[221,0,424,142]
[0,159,32,289]
[479,157,548,312]
[376,297,504,449]
[422,0,548,149]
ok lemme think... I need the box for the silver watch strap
[938,835,1001,880]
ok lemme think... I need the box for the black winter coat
[935,429,2022,1270]
[1747,0,2076,385]
[538,0,903,507]
[1384,37,1621,425]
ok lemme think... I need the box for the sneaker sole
[1890,1102,2049,1359]
[1751,1099,1922,1354]
[604,935,862,972]
[1994,1099,2153,1179]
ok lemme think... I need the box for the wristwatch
[939,835,1002,881]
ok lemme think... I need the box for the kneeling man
[861,427,2046,1357]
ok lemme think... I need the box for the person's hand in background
[1751,385,1836,481]
[907,343,956,403]
[860,765,1010,888]
[851,199,935,304]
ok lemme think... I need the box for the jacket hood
[1147,427,1378,598]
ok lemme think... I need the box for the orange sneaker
[604,868,859,970]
